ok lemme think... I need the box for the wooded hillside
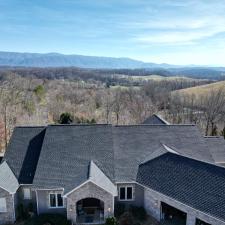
[0,68,224,153]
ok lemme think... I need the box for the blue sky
[1,0,225,65]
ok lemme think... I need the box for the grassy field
[115,74,205,82]
[173,80,225,96]
[109,74,207,90]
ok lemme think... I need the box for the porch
[76,198,104,224]
[66,181,115,224]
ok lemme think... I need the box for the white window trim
[0,198,7,213]
[23,188,31,200]
[49,193,64,208]
[119,186,134,201]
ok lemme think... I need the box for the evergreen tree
[58,112,73,124]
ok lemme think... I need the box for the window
[0,198,7,212]
[127,187,133,200]
[119,187,126,200]
[49,193,64,208]
[119,186,133,201]
[23,188,31,200]
[57,194,63,207]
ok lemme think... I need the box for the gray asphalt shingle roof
[113,125,214,182]
[142,114,169,125]
[32,125,114,193]
[3,124,215,188]
[204,136,225,165]
[0,161,19,193]
[137,152,225,222]
[4,126,46,184]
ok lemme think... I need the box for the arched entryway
[76,198,104,224]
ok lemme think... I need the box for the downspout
[35,190,39,215]
[12,193,16,222]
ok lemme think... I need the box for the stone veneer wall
[0,188,15,224]
[66,181,114,223]
[144,187,225,225]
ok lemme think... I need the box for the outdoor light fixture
[154,200,158,207]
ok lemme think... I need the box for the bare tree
[0,75,23,147]
[200,88,225,135]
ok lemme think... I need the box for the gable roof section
[4,126,46,184]
[89,161,117,196]
[0,161,19,193]
[137,152,225,222]
[33,125,115,193]
[140,144,180,165]
[204,136,225,165]
[113,125,214,182]
[142,114,169,125]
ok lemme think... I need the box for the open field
[115,74,207,82]
[173,80,225,96]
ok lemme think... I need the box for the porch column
[186,213,196,225]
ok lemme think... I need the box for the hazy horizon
[1,0,225,66]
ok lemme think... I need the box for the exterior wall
[16,186,37,212]
[144,187,225,225]
[115,183,144,207]
[0,188,15,224]
[66,181,114,223]
[36,190,66,215]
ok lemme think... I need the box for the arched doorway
[76,198,104,223]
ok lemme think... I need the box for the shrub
[16,204,29,220]
[129,206,147,221]
[27,203,34,213]
[105,217,117,225]
[118,212,134,225]
[23,213,70,225]
[114,203,126,218]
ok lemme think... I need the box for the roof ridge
[15,126,46,128]
[48,123,111,127]
[204,136,223,139]
[114,124,196,127]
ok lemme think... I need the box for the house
[142,114,170,125]
[0,121,225,225]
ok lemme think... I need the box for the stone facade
[0,188,15,224]
[66,181,114,223]
[144,187,225,225]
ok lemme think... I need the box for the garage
[160,202,187,225]
[196,218,211,225]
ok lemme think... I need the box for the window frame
[49,193,64,208]
[0,198,7,213]
[23,188,31,200]
[119,186,134,201]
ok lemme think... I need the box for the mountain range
[0,51,225,80]
[0,51,179,68]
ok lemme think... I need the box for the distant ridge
[0,51,175,69]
